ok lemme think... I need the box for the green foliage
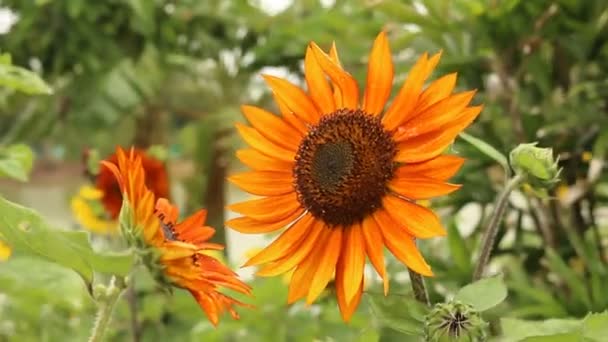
[0,195,134,289]
[0,54,52,95]
[0,144,34,182]
[501,312,608,341]
[454,276,508,312]
[366,292,429,336]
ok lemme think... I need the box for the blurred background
[0,0,607,341]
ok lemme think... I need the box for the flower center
[293,109,396,226]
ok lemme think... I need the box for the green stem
[88,276,127,342]
[473,174,524,280]
[408,268,430,306]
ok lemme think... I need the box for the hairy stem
[88,276,127,342]
[473,174,524,280]
[408,268,430,306]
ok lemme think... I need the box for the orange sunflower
[102,147,251,325]
[227,31,481,321]
[96,148,169,219]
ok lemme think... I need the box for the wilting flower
[103,147,251,325]
[70,185,116,234]
[97,148,169,219]
[227,31,481,321]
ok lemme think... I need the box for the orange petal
[243,213,315,267]
[263,74,320,124]
[235,123,295,162]
[236,149,293,172]
[377,217,433,276]
[287,240,326,304]
[363,31,394,115]
[227,192,301,222]
[383,51,442,131]
[225,207,304,234]
[396,90,476,140]
[306,226,343,304]
[361,215,388,295]
[228,171,294,196]
[305,45,336,114]
[342,223,366,304]
[256,220,326,277]
[241,105,301,150]
[328,42,344,108]
[310,42,359,110]
[191,291,220,326]
[416,72,457,113]
[380,197,446,238]
[272,91,309,135]
[335,252,364,322]
[394,155,465,181]
[394,105,483,162]
[388,176,461,199]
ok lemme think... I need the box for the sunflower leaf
[0,195,134,290]
[459,132,510,177]
[454,275,507,312]
[0,53,53,95]
[366,292,428,335]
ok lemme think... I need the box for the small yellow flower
[556,184,569,201]
[0,240,11,261]
[71,185,116,234]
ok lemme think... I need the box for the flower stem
[473,174,524,280]
[408,267,430,306]
[88,276,127,342]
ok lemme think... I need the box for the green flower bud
[509,143,561,188]
[424,301,488,342]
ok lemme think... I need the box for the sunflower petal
[306,226,343,304]
[256,220,326,277]
[388,177,461,199]
[235,149,293,172]
[263,74,320,124]
[227,192,300,222]
[396,90,476,140]
[241,105,301,150]
[328,42,344,108]
[310,42,359,110]
[361,215,388,295]
[287,238,327,304]
[235,123,295,162]
[243,213,315,267]
[305,45,336,114]
[383,51,442,131]
[225,207,304,234]
[342,223,365,304]
[363,31,394,115]
[228,171,294,196]
[378,217,433,276]
[394,155,465,181]
[394,105,483,162]
[379,198,446,238]
[335,253,364,322]
[416,72,457,112]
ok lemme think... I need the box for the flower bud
[424,301,488,342]
[509,143,561,188]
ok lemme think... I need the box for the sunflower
[96,148,169,219]
[102,147,251,325]
[70,185,116,234]
[227,31,481,321]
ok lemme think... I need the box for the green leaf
[454,275,507,311]
[0,144,35,182]
[500,318,582,341]
[522,333,581,341]
[582,311,608,341]
[366,292,429,335]
[447,220,472,274]
[459,132,510,176]
[0,195,134,289]
[0,54,52,94]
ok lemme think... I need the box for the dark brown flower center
[293,109,396,226]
